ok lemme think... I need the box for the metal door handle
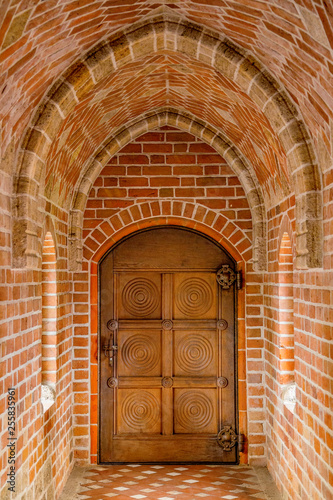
[103,335,118,367]
[103,344,118,355]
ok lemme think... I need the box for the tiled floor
[60,464,282,500]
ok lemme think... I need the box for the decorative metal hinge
[216,265,242,290]
[217,426,244,452]
[216,265,236,289]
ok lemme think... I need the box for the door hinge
[216,265,242,290]
[216,265,236,289]
[238,433,245,452]
[236,270,242,290]
[217,426,245,452]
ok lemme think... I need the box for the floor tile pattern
[77,465,267,499]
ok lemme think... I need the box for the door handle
[103,335,118,367]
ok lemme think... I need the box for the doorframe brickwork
[76,201,266,465]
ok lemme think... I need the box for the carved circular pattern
[162,319,173,330]
[162,377,173,388]
[107,320,118,330]
[121,391,159,430]
[107,377,118,388]
[217,377,228,388]
[176,335,213,373]
[217,319,228,331]
[175,278,213,317]
[122,278,159,317]
[176,392,213,430]
[122,334,159,373]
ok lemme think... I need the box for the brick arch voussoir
[83,201,251,268]
[15,11,322,269]
[69,108,263,272]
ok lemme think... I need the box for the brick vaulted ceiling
[47,50,287,200]
[1,2,331,179]
[0,1,330,269]
[1,0,332,150]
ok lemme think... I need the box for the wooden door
[100,228,238,463]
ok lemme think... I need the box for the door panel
[118,330,162,377]
[173,273,216,319]
[174,389,218,434]
[118,273,162,319]
[117,389,162,434]
[112,228,229,270]
[174,331,217,376]
[99,227,237,463]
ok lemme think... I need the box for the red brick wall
[83,127,252,242]
[0,204,73,498]
[1,126,332,500]
[264,202,333,500]
[0,126,332,500]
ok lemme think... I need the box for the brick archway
[83,210,249,465]
[13,10,322,271]
[84,201,251,265]
[69,110,264,271]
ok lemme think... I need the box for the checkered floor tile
[76,465,267,499]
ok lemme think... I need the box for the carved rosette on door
[99,227,238,463]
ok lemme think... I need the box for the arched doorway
[99,227,239,463]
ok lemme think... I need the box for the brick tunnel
[0,2,332,499]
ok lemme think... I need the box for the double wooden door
[100,228,237,463]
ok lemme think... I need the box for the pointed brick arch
[69,109,265,271]
[13,11,322,270]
